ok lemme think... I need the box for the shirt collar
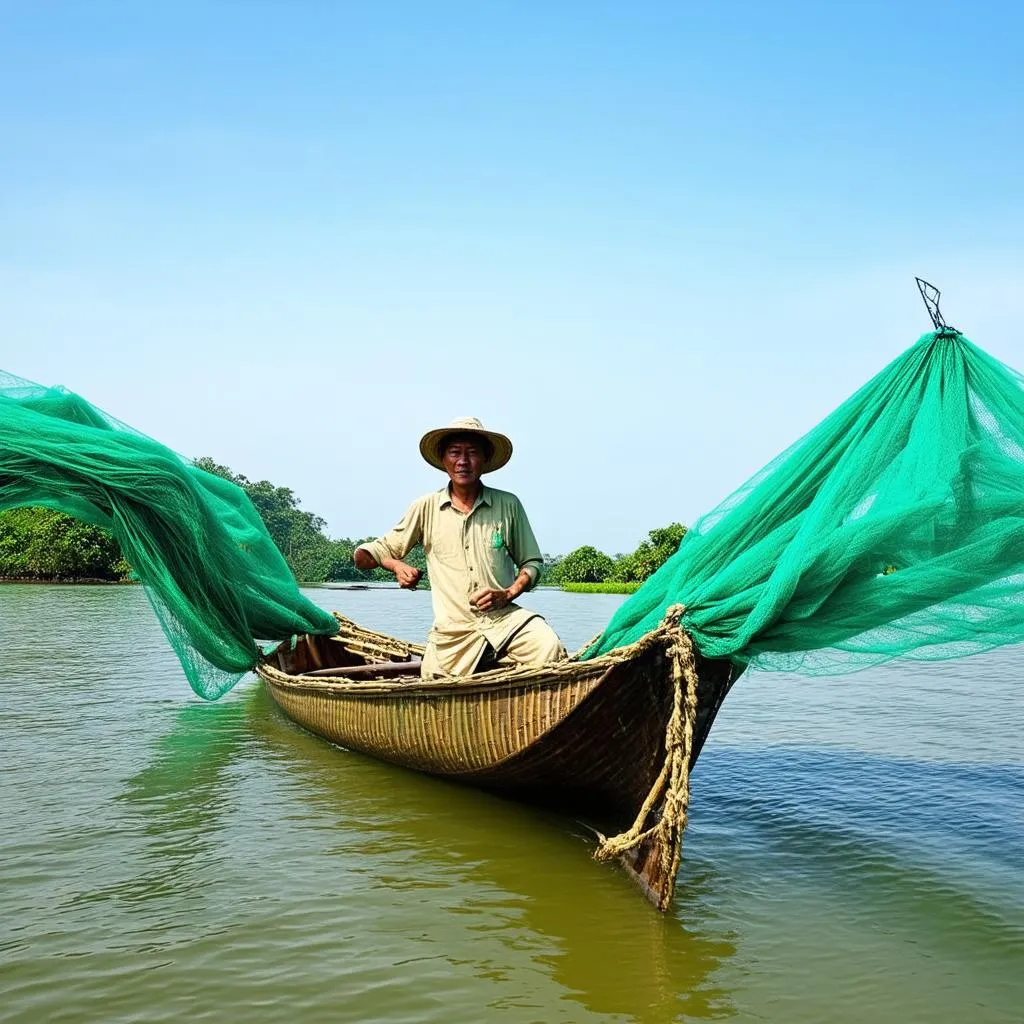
[438,483,492,511]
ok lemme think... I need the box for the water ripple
[1,584,1022,1023]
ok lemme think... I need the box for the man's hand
[470,587,512,612]
[370,554,422,590]
[392,562,423,590]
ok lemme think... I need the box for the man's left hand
[470,587,513,612]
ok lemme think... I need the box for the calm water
[1,584,1022,1023]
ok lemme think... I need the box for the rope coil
[594,604,699,901]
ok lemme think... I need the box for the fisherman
[354,417,566,678]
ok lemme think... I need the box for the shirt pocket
[485,519,516,576]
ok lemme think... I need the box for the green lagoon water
[1,584,1022,1022]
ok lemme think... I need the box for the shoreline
[1,577,635,593]
[0,577,138,585]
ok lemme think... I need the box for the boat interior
[270,628,424,680]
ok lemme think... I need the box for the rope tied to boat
[593,604,699,903]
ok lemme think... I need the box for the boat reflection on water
[247,685,739,1022]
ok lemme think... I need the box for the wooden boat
[256,606,738,910]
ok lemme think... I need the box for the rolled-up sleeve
[356,499,425,566]
[509,497,544,590]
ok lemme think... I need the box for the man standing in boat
[354,417,565,678]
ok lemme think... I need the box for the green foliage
[562,581,641,594]
[539,554,563,586]
[552,525,687,590]
[193,457,326,562]
[0,455,431,586]
[0,507,129,581]
[195,457,344,583]
[192,457,427,585]
[609,523,687,583]
[558,545,615,584]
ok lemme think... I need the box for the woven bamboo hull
[258,616,736,909]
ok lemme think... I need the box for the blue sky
[2,2,1021,555]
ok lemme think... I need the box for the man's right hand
[392,562,422,590]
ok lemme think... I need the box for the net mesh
[587,331,1024,672]
[0,372,338,699]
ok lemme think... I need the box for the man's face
[442,438,485,488]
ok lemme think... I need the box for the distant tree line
[540,523,687,587]
[190,458,429,585]
[0,459,683,587]
[0,457,428,584]
[0,506,131,582]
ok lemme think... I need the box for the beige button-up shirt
[356,485,545,675]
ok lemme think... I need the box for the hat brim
[419,427,513,474]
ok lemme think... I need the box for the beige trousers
[421,615,565,678]
[486,615,566,670]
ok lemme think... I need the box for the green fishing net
[0,371,338,699]
[5,324,1024,695]
[588,330,1024,672]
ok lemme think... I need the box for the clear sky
[2,2,1021,555]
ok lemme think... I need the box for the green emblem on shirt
[492,528,504,550]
